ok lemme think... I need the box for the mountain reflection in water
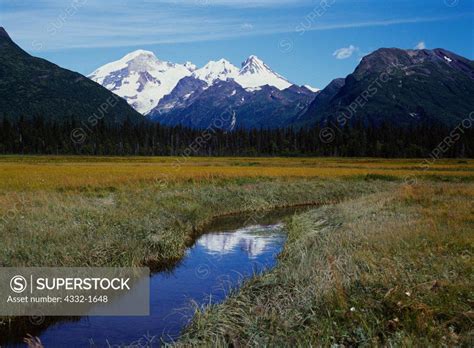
[197,224,285,258]
[5,222,287,347]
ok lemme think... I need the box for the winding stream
[3,207,308,347]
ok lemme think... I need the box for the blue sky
[1,0,473,88]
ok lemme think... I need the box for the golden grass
[0,156,472,191]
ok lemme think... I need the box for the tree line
[0,116,472,158]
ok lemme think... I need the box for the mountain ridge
[0,27,144,124]
[90,50,318,116]
[298,47,474,128]
[149,78,316,130]
[2,27,471,132]
[0,27,11,39]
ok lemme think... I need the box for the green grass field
[0,156,472,345]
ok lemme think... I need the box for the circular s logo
[70,128,87,144]
[319,127,336,144]
[195,264,211,280]
[278,39,294,53]
[10,275,27,294]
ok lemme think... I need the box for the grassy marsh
[0,178,375,268]
[0,156,472,345]
[178,182,474,346]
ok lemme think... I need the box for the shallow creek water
[3,207,310,347]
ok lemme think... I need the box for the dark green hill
[0,27,143,123]
[298,48,474,128]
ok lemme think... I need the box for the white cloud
[333,45,358,59]
[415,41,426,49]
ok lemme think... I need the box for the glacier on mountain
[89,50,319,115]
[89,50,192,115]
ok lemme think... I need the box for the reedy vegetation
[0,157,472,344]
[178,182,473,346]
[0,175,373,268]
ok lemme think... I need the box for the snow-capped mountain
[89,50,320,123]
[192,59,240,85]
[88,50,193,115]
[303,85,320,93]
[191,55,293,91]
[234,55,292,90]
[184,61,197,72]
